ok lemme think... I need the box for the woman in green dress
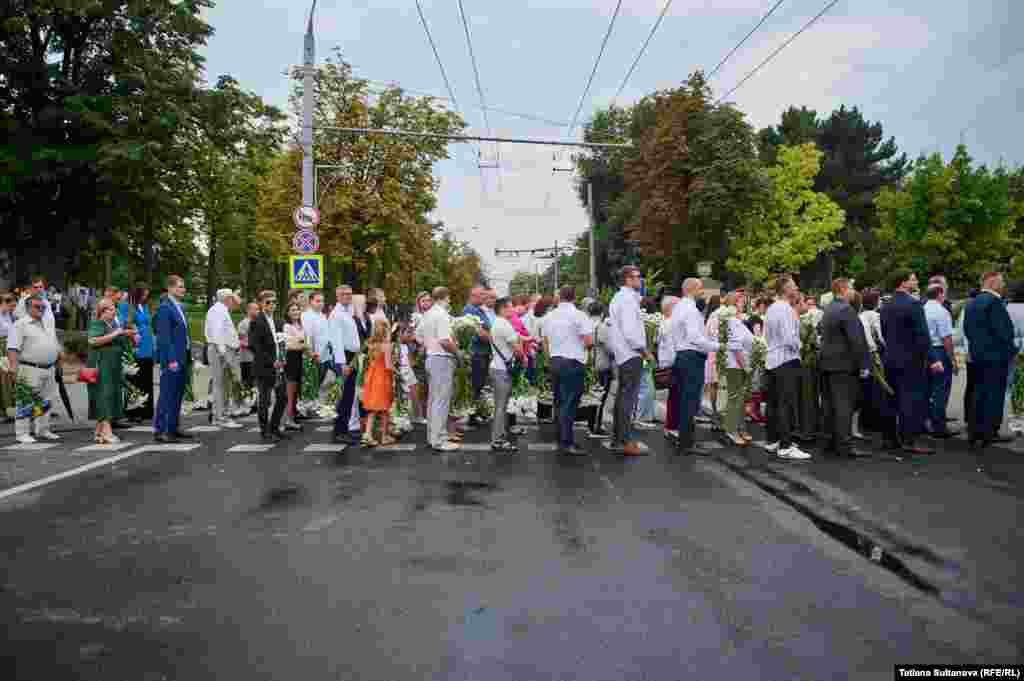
[87,299,133,444]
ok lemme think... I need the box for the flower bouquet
[124,382,147,412]
[121,346,140,377]
[799,312,819,370]
[13,370,50,419]
[716,305,738,378]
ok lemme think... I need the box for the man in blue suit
[963,271,1016,450]
[880,270,934,455]
[153,275,194,443]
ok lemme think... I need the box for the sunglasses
[31,303,45,310]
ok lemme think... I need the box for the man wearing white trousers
[6,293,62,444]
[204,289,244,429]
[419,286,460,453]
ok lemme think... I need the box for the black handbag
[654,366,674,389]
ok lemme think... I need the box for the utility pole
[301,1,317,209]
[554,240,559,291]
[587,182,596,296]
[495,243,582,294]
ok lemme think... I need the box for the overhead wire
[456,0,501,181]
[610,0,674,107]
[707,0,787,80]
[565,0,624,141]
[715,0,842,104]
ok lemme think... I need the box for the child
[360,318,395,447]
[398,325,422,423]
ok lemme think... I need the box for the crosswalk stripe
[303,444,348,453]
[1,443,59,452]
[376,444,417,452]
[187,426,221,433]
[458,443,492,451]
[528,443,558,451]
[227,444,276,453]
[123,426,154,433]
[315,426,332,433]
[74,442,138,453]
[145,443,202,452]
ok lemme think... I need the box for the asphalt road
[0,416,1018,681]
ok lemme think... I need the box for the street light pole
[301,0,317,209]
[587,182,596,296]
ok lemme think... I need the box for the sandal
[361,436,379,448]
[380,436,397,446]
[447,432,464,441]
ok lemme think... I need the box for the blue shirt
[924,300,953,347]
[133,304,155,359]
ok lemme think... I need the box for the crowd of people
[3,267,1023,460]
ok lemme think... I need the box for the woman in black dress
[282,302,305,431]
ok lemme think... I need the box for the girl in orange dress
[360,319,394,447]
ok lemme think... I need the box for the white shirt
[523,311,540,338]
[608,286,646,366]
[668,298,720,355]
[657,318,676,368]
[490,317,521,371]
[301,308,330,361]
[0,311,13,338]
[541,302,593,363]
[419,304,454,357]
[327,304,361,366]
[765,299,800,370]
[860,310,883,353]
[170,296,190,350]
[265,314,282,361]
[7,316,61,366]
[204,302,240,352]
[723,317,755,369]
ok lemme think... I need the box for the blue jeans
[635,368,656,421]
[154,364,186,435]
[552,357,585,448]
[673,350,707,449]
[927,347,953,434]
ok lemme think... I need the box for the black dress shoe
[559,445,588,456]
[172,431,194,439]
[260,432,276,441]
[271,430,290,440]
[846,448,874,459]
[154,433,169,443]
[110,420,129,430]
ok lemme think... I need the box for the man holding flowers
[6,293,62,444]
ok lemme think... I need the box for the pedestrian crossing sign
[290,255,323,289]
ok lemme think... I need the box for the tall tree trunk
[206,224,219,310]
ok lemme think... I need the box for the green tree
[622,72,769,279]
[756,106,819,165]
[728,144,845,282]
[508,271,540,297]
[875,145,1018,289]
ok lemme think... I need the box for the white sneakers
[778,445,812,460]
[433,441,460,452]
[218,419,244,429]
[16,434,37,445]
[763,441,780,453]
[36,431,60,441]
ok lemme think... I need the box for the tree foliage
[728,144,845,282]
[875,145,1020,288]
[253,51,466,299]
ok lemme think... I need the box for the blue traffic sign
[289,255,323,289]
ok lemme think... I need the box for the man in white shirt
[763,277,811,460]
[542,286,594,455]
[301,291,331,413]
[489,297,522,452]
[607,266,650,456]
[204,289,243,429]
[7,294,63,443]
[420,286,460,452]
[669,278,722,455]
[328,285,360,445]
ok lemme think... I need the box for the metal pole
[314,126,632,149]
[587,182,597,296]
[554,240,559,292]
[301,1,317,209]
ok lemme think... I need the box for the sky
[199,0,1023,294]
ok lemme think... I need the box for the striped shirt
[765,299,801,370]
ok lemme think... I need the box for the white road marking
[147,443,202,452]
[0,444,196,502]
[247,427,261,433]
[186,426,221,433]
[122,426,155,433]
[74,442,138,453]
[226,444,276,453]
[458,443,492,452]
[315,426,332,433]
[527,443,558,452]
[303,444,348,453]
[1,443,59,452]
[375,444,417,452]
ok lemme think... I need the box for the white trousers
[15,365,58,437]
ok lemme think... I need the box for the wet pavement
[1,416,1020,680]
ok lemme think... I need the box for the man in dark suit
[963,271,1016,450]
[880,270,934,455]
[153,275,194,442]
[819,278,872,458]
[249,290,288,441]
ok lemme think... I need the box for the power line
[313,126,632,148]
[707,0,787,80]
[456,0,493,139]
[363,81,570,127]
[414,0,462,115]
[715,0,843,104]
[566,0,624,139]
[611,0,674,107]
